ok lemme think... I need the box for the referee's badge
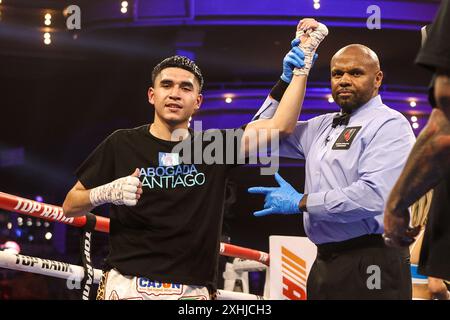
[332,126,362,150]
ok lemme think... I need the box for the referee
[250,44,416,299]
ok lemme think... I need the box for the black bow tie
[332,112,351,128]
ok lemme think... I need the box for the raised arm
[241,19,328,156]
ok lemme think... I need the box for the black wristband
[270,79,289,102]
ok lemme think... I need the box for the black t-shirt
[75,124,242,289]
[415,0,450,73]
[419,173,450,280]
[415,0,450,108]
[414,0,450,281]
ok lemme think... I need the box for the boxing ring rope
[0,191,269,299]
[0,191,269,265]
[0,191,110,233]
[220,243,269,266]
[0,251,103,283]
[0,251,263,300]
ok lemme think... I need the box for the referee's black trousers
[307,234,412,300]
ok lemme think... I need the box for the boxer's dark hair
[152,56,204,92]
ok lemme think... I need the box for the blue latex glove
[281,39,319,83]
[248,172,304,217]
[281,39,305,83]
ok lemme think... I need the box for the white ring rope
[0,251,265,300]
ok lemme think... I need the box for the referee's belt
[316,234,385,257]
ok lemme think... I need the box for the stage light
[410,101,417,108]
[44,32,51,45]
[44,13,51,26]
[44,221,50,227]
[225,97,232,104]
[45,232,52,240]
[7,222,12,230]
[328,96,334,103]
[412,122,419,129]
[28,235,34,242]
[411,116,418,122]
[121,1,128,13]
[314,3,321,10]
[35,195,44,202]
[17,217,23,226]
[26,219,32,227]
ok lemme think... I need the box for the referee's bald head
[332,44,381,72]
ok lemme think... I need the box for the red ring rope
[0,191,269,265]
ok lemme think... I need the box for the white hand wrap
[89,175,140,207]
[294,22,329,76]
